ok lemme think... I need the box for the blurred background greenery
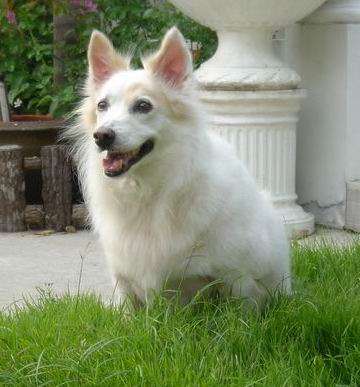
[0,0,216,117]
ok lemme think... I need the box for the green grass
[1,241,360,386]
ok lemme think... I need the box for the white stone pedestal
[168,0,327,238]
[200,88,314,237]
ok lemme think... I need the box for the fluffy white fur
[66,27,291,310]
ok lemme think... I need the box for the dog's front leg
[110,275,139,313]
[224,275,269,312]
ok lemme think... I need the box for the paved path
[0,231,113,311]
[298,227,359,246]
[0,228,358,310]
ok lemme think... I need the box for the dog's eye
[97,100,108,112]
[132,99,153,114]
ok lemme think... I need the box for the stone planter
[168,0,327,238]
[169,0,327,90]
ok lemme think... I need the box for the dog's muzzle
[101,139,155,177]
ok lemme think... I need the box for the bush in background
[0,0,216,118]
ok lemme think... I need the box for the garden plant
[0,0,216,117]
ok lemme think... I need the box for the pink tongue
[102,153,123,173]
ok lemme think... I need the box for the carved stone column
[168,0,327,237]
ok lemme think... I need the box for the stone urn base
[200,88,315,238]
[167,0,329,238]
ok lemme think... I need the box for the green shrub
[0,0,216,117]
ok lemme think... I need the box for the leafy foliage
[0,0,216,117]
[0,1,54,113]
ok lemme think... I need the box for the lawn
[1,241,360,386]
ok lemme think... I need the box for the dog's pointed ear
[88,30,128,86]
[143,27,192,88]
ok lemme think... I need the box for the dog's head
[84,27,194,178]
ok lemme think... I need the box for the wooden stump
[24,156,42,171]
[0,145,26,231]
[41,145,72,231]
[72,204,89,229]
[25,205,45,230]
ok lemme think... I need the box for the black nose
[93,128,115,150]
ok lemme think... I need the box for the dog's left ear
[143,27,192,88]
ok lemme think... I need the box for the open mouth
[102,139,154,177]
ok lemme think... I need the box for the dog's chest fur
[90,171,216,290]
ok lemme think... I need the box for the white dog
[66,27,291,310]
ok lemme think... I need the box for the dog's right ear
[88,30,129,86]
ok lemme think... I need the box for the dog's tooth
[116,159,123,169]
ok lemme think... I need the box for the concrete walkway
[0,231,113,311]
[0,228,358,311]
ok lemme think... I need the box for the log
[41,145,72,231]
[0,145,26,231]
[24,204,88,230]
[24,156,42,171]
[25,205,45,230]
[72,203,89,229]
